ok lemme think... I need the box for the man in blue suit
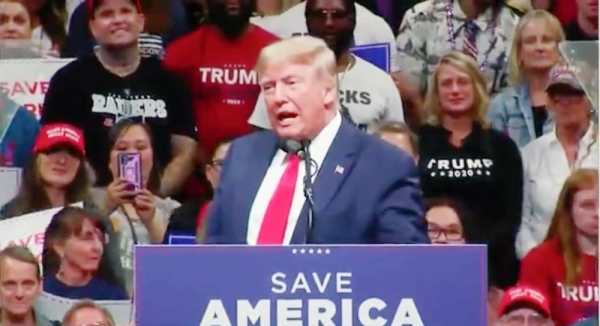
[204,36,428,245]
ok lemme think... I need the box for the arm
[161,135,197,196]
[382,75,405,122]
[160,74,199,196]
[518,246,552,296]
[394,8,427,87]
[491,137,524,246]
[376,153,429,244]
[487,92,509,133]
[515,148,538,259]
[40,68,79,125]
[142,212,169,244]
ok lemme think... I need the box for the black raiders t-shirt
[41,53,197,187]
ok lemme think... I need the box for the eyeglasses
[497,314,553,326]
[427,227,463,241]
[210,159,224,169]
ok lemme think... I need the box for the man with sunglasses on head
[41,0,198,198]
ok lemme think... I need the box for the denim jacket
[488,82,554,148]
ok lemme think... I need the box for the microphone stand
[300,140,316,243]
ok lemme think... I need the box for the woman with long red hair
[519,168,599,326]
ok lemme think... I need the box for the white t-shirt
[248,56,404,131]
[250,2,399,72]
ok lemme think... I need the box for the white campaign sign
[0,203,83,260]
[0,59,73,119]
[35,291,133,325]
[0,167,21,207]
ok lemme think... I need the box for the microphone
[279,139,316,243]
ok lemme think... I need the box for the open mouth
[277,111,299,124]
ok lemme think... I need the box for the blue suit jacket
[204,119,429,244]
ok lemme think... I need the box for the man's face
[497,308,553,326]
[576,0,598,18]
[65,307,111,326]
[547,90,590,128]
[0,257,41,317]
[207,0,254,38]
[89,0,144,50]
[306,0,355,57]
[261,61,337,140]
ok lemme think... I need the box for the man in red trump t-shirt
[164,0,278,158]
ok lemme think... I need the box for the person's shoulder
[52,54,95,80]
[166,28,205,51]
[353,56,390,78]
[250,25,280,43]
[522,131,554,153]
[523,239,561,262]
[405,0,438,20]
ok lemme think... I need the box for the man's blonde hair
[62,300,115,326]
[255,36,337,83]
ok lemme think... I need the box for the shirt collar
[452,0,496,31]
[308,111,342,165]
[549,124,596,147]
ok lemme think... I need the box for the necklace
[444,0,498,70]
[337,55,354,88]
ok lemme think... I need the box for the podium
[135,245,487,326]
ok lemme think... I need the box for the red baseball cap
[33,123,85,156]
[497,286,551,317]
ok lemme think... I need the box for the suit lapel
[312,119,359,211]
[236,132,279,239]
[290,119,360,244]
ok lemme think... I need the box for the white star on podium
[300,249,306,254]
[309,249,314,254]
[292,249,298,254]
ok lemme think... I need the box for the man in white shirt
[251,0,399,72]
[204,36,427,245]
[249,0,404,132]
[516,65,599,258]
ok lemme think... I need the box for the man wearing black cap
[41,0,198,198]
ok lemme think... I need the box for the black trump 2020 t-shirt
[41,53,197,187]
[418,123,523,288]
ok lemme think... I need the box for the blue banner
[135,245,487,326]
[350,43,390,72]
[165,232,196,245]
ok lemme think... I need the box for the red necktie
[257,154,301,244]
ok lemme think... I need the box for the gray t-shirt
[90,188,180,294]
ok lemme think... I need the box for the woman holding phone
[91,120,180,295]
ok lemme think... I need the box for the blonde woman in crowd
[488,10,565,147]
[91,120,179,294]
[516,65,598,259]
[418,51,523,289]
[1,123,93,219]
[519,169,598,326]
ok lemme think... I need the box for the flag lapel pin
[335,165,345,175]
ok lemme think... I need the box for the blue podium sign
[135,245,487,326]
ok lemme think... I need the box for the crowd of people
[0,0,598,325]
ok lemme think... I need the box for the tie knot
[288,154,301,165]
[466,21,478,32]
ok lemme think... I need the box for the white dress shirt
[247,113,342,245]
[516,126,598,258]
